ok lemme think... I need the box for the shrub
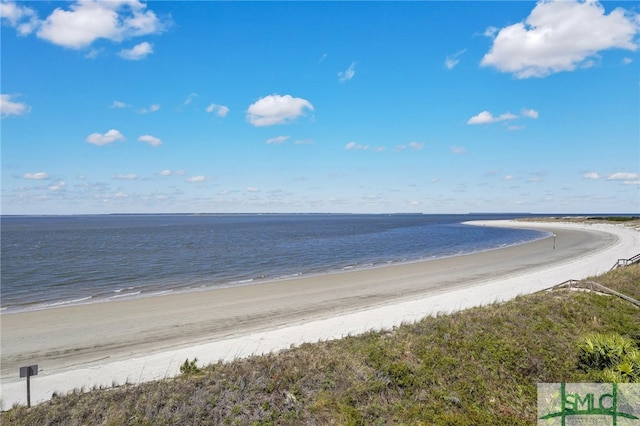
[578,333,639,382]
[179,358,202,377]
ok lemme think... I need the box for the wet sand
[1,220,638,408]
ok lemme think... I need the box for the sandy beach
[1,220,638,409]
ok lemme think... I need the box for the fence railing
[610,253,640,271]
[548,279,640,308]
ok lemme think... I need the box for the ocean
[0,214,548,313]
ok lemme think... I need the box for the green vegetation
[179,358,203,377]
[3,265,639,425]
[586,216,640,222]
[578,333,640,383]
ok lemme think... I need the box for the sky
[1,0,639,215]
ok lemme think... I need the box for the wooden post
[20,365,38,408]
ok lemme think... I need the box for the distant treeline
[587,216,640,222]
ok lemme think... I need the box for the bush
[179,358,202,377]
[577,333,639,382]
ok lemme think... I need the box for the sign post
[19,365,38,408]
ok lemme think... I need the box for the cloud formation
[113,173,138,180]
[206,103,230,117]
[444,49,466,70]
[607,172,639,181]
[1,0,166,55]
[86,129,125,146]
[584,171,639,185]
[49,181,66,191]
[338,62,356,82]
[138,134,162,147]
[0,1,38,35]
[246,94,314,127]
[1,94,30,117]
[23,172,49,180]
[266,136,289,145]
[520,108,539,119]
[345,141,384,152]
[481,0,640,78]
[119,41,153,60]
[467,108,539,125]
[394,142,424,152]
[110,100,128,108]
[467,111,517,125]
[139,103,160,114]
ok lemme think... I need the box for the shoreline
[0,223,550,315]
[1,220,638,408]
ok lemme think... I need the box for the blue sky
[1,0,639,215]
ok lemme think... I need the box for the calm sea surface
[1,214,548,313]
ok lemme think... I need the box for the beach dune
[1,220,638,409]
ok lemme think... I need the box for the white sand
[1,220,638,409]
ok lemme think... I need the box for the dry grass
[3,262,639,425]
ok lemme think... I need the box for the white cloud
[187,176,205,183]
[49,181,66,191]
[444,49,466,70]
[0,94,30,117]
[394,142,424,152]
[113,173,138,180]
[467,108,539,125]
[607,172,639,181]
[246,94,314,127]
[34,0,165,50]
[110,100,128,108]
[467,110,517,125]
[206,103,230,117]
[139,103,160,114]
[521,108,539,119]
[344,141,384,152]
[246,187,260,192]
[0,1,39,35]
[345,141,368,150]
[338,62,356,82]
[266,135,289,145]
[86,129,125,146]
[483,26,498,38]
[583,172,600,179]
[183,93,198,105]
[138,134,162,147]
[216,105,230,117]
[119,41,153,60]
[450,146,466,155]
[481,0,640,78]
[157,169,184,177]
[23,172,49,180]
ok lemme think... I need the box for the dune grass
[2,265,639,425]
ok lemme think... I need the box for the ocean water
[0,214,547,313]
